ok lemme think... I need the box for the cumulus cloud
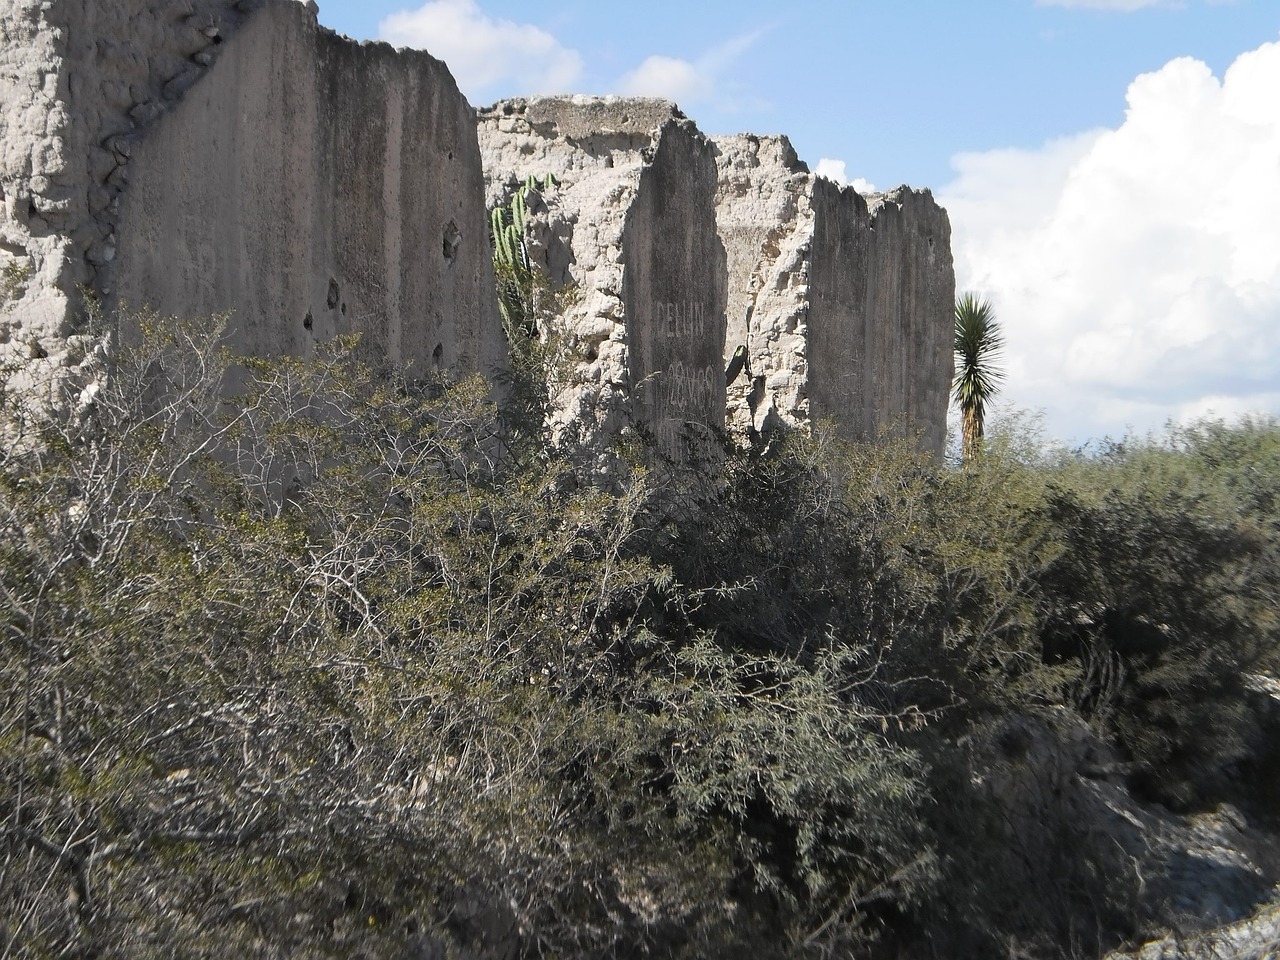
[940,38,1280,442]
[813,158,878,195]
[378,0,582,102]
[617,55,711,102]
[616,28,768,107]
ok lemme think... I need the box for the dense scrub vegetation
[1,317,1277,959]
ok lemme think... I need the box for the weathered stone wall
[809,182,954,455]
[713,134,815,436]
[1,0,503,386]
[1,0,260,385]
[622,119,726,455]
[114,0,501,373]
[478,97,727,462]
[1,6,949,455]
[713,134,955,455]
[480,111,952,458]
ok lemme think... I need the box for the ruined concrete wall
[1,0,258,386]
[1,0,503,388]
[478,97,727,462]
[807,182,953,455]
[114,1,501,373]
[623,119,726,455]
[713,134,954,455]
[713,134,815,436]
[1,3,949,454]
[0,0,262,391]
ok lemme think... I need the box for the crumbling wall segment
[863,188,954,456]
[623,119,727,456]
[807,180,954,455]
[714,139,955,456]
[111,0,501,374]
[479,97,727,463]
[713,134,814,436]
[1,0,503,387]
[1,0,259,375]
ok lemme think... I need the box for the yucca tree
[952,293,1004,463]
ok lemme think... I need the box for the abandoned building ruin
[0,0,955,457]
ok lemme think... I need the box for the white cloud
[616,29,768,108]
[814,158,877,195]
[617,55,711,102]
[814,158,849,183]
[378,0,583,103]
[940,38,1280,442]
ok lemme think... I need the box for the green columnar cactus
[489,174,560,337]
[511,191,527,233]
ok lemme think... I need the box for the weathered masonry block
[478,97,727,464]
[0,0,504,393]
[714,134,955,457]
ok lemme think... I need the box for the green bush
[0,316,934,959]
[2,316,1276,959]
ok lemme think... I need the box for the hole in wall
[442,221,461,262]
[326,277,340,309]
[432,343,443,366]
[303,309,313,331]
[341,302,347,316]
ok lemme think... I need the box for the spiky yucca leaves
[952,293,1004,463]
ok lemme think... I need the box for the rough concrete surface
[478,96,727,464]
[1,0,504,394]
[713,133,955,456]
[480,101,954,460]
[713,134,814,440]
[2,0,264,398]
[2,2,949,456]
[113,0,502,374]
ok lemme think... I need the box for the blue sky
[312,0,1280,445]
